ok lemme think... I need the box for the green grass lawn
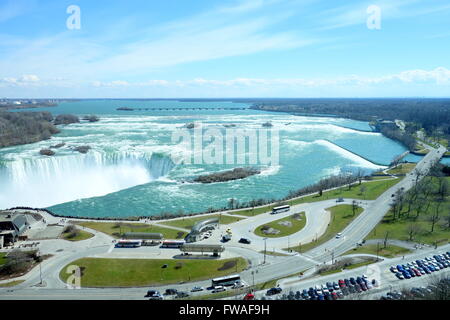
[365,176,450,246]
[0,280,25,287]
[230,178,401,217]
[288,178,401,205]
[319,259,377,276]
[0,253,7,266]
[60,257,247,287]
[289,204,364,253]
[344,244,411,258]
[76,221,187,239]
[61,229,94,242]
[387,163,416,175]
[254,212,306,238]
[159,214,244,230]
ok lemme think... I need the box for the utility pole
[376,242,380,261]
[263,238,267,264]
[39,263,43,285]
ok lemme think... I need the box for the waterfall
[0,151,175,209]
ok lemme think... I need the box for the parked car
[239,238,251,244]
[266,287,282,296]
[232,281,244,289]
[243,293,255,300]
[395,272,404,280]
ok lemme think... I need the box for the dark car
[266,287,282,296]
[326,282,334,291]
[222,235,231,242]
[164,288,178,295]
[175,291,190,299]
[350,277,356,285]
[239,238,251,244]
[145,290,163,300]
[344,279,351,287]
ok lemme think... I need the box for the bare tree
[428,201,442,233]
[383,231,389,249]
[406,223,423,241]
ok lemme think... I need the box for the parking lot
[389,250,450,280]
[263,274,379,300]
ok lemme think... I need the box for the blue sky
[0,0,449,98]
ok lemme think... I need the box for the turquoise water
[0,100,409,218]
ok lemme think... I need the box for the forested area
[248,98,450,137]
[0,111,60,148]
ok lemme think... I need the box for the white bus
[115,239,142,248]
[160,240,186,248]
[271,205,290,214]
[211,274,241,287]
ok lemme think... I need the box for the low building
[122,232,163,240]
[0,214,28,247]
[185,217,219,243]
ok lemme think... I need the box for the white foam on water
[314,140,386,170]
[0,151,175,208]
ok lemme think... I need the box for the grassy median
[254,212,306,238]
[344,244,411,258]
[159,214,244,230]
[60,257,247,287]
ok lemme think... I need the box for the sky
[0,0,450,98]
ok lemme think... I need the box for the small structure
[122,232,163,240]
[0,214,28,247]
[180,244,225,257]
[185,217,219,243]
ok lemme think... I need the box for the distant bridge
[117,107,248,111]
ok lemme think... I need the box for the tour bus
[115,239,142,248]
[160,240,186,248]
[211,274,241,287]
[271,205,290,214]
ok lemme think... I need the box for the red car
[412,268,421,277]
[338,279,346,288]
[331,292,338,300]
[243,293,255,300]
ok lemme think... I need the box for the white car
[212,286,226,293]
[335,233,342,239]
[232,282,244,289]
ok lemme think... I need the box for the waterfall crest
[0,151,175,208]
